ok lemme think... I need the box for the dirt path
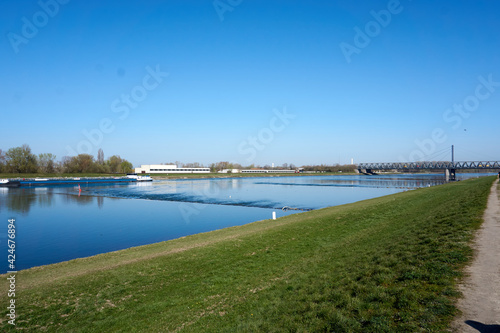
[452,180,500,332]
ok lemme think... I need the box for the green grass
[0,176,494,332]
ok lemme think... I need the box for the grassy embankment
[0,176,494,332]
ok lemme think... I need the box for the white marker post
[272,211,276,220]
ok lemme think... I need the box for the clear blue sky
[1,0,499,167]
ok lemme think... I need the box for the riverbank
[0,176,494,331]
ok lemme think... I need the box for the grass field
[0,176,494,332]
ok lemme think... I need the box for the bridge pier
[445,168,456,181]
[358,168,377,175]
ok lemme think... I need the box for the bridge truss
[357,161,500,171]
[357,161,500,181]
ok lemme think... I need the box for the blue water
[0,173,492,273]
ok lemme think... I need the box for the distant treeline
[0,144,357,175]
[174,162,356,173]
[301,164,357,173]
[164,161,300,173]
[0,145,132,174]
[203,162,356,173]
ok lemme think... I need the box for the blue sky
[1,0,499,167]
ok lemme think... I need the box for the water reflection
[0,185,114,213]
[72,174,489,211]
[254,177,446,189]
[1,190,37,215]
[0,174,490,213]
[35,188,56,208]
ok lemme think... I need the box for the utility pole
[447,145,456,181]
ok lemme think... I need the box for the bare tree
[38,153,57,173]
[184,162,202,168]
[214,161,231,171]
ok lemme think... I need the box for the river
[0,173,492,273]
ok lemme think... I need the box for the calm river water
[0,173,491,273]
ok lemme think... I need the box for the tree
[63,154,96,173]
[184,162,202,168]
[61,156,74,173]
[106,155,123,173]
[6,144,38,173]
[97,149,104,165]
[214,161,232,171]
[38,153,57,173]
[77,154,94,172]
[0,149,5,172]
[106,155,133,173]
[120,161,133,173]
[53,160,64,174]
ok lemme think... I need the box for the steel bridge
[357,161,500,181]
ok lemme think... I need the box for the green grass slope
[0,176,494,332]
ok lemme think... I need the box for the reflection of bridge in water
[358,145,500,181]
[313,177,448,188]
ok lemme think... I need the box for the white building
[218,169,241,174]
[240,169,298,174]
[135,164,210,174]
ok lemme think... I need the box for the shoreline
[1,170,493,182]
[0,171,354,181]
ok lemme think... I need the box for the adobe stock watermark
[65,65,168,156]
[7,0,70,54]
[237,107,296,162]
[213,0,242,22]
[339,0,407,64]
[399,74,499,162]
